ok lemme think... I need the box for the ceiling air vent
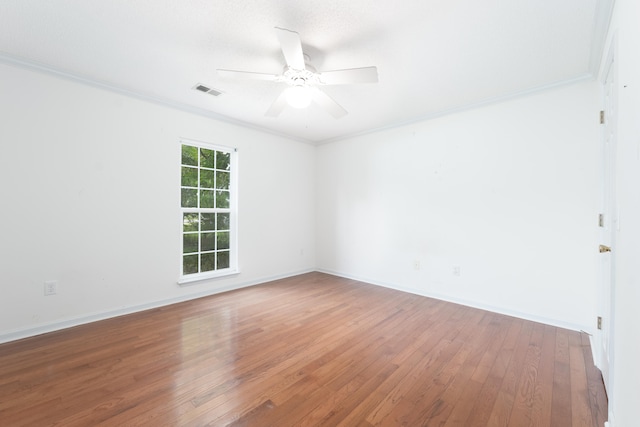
[193,84,222,97]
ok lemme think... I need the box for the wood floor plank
[402,312,509,426]
[442,378,485,427]
[529,324,557,427]
[551,328,573,427]
[569,332,596,427]
[506,322,545,426]
[413,311,490,426]
[581,332,608,426]
[364,304,485,426]
[0,272,607,426]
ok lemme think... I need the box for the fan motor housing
[283,64,319,87]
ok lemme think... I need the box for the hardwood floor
[0,272,607,426]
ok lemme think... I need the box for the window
[179,140,237,283]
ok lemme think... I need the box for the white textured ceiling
[0,0,610,144]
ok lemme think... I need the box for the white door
[598,49,617,394]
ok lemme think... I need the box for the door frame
[596,34,617,399]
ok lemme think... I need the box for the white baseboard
[606,410,615,427]
[0,268,593,345]
[317,268,591,334]
[0,269,314,345]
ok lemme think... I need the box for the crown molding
[589,0,616,76]
[318,74,594,146]
[0,52,315,146]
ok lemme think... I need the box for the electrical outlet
[413,260,421,270]
[44,281,58,296]
[452,266,461,276]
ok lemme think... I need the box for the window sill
[178,268,240,286]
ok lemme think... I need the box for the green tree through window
[180,140,237,282]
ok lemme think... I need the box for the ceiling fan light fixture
[218,27,378,118]
[285,85,312,109]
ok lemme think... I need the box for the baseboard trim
[317,268,591,334]
[606,409,615,427]
[0,269,314,345]
[0,268,594,346]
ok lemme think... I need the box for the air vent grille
[192,84,222,97]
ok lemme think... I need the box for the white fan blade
[318,66,379,85]
[265,89,289,117]
[275,27,305,70]
[311,87,348,119]
[217,69,280,82]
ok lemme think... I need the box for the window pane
[217,231,230,250]
[217,251,230,269]
[216,171,230,190]
[200,190,215,208]
[201,253,215,272]
[183,213,199,232]
[217,213,230,230]
[181,143,235,278]
[181,166,198,187]
[183,255,199,274]
[200,148,215,169]
[201,232,215,252]
[183,233,198,254]
[182,145,198,166]
[216,190,229,208]
[181,189,197,208]
[200,169,215,189]
[216,151,230,170]
[201,213,215,231]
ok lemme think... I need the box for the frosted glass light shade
[286,86,312,108]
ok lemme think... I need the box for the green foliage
[216,151,230,170]
[183,234,198,254]
[181,189,197,208]
[182,166,197,187]
[201,213,215,231]
[216,190,229,208]
[182,145,198,166]
[200,148,215,168]
[217,232,230,250]
[201,253,215,272]
[217,213,230,230]
[181,143,234,275]
[183,213,199,232]
[201,232,216,251]
[200,190,215,208]
[217,251,230,269]
[216,171,230,189]
[200,169,215,188]
[183,255,198,274]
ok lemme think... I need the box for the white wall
[601,0,640,424]
[0,62,316,342]
[317,81,600,331]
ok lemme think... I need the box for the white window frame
[178,138,239,284]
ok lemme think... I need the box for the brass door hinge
[599,213,604,227]
[600,110,605,124]
[597,316,603,330]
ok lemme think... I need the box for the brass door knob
[599,244,612,253]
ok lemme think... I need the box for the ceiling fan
[217,27,378,119]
